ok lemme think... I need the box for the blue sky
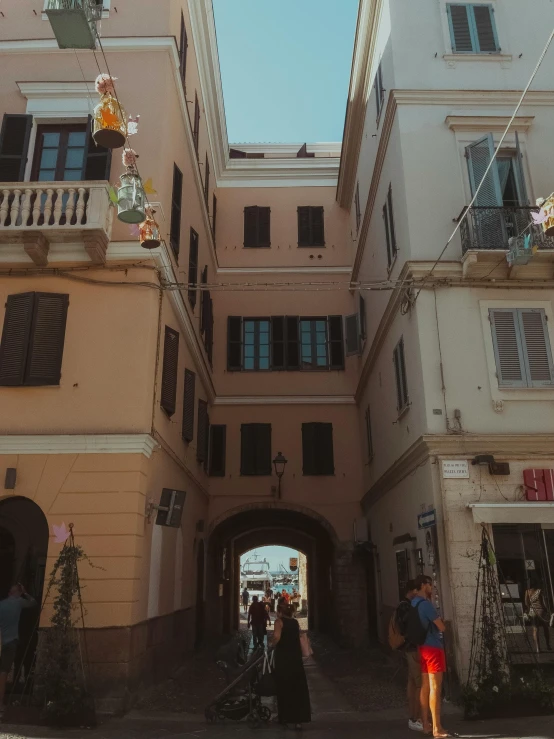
[241,546,299,572]
[213,0,359,143]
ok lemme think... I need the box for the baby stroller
[205,639,273,728]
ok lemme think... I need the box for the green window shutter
[466,134,502,204]
[328,315,345,369]
[193,93,200,155]
[227,316,242,370]
[0,293,35,386]
[472,4,499,52]
[244,206,258,248]
[447,5,473,52]
[161,326,179,416]
[489,309,526,387]
[355,181,361,232]
[182,368,195,442]
[518,309,554,387]
[0,114,33,182]
[513,131,529,205]
[285,316,300,370]
[25,292,69,386]
[212,192,217,244]
[197,399,208,462]
[258,207,271,247]
[83,114,112,180]
[271,316,286,370]
[208,425,226,476]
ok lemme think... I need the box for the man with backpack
[389,580,423,732]
[407,575,448,739]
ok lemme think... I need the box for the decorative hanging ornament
[52,522,71,544]
[93,74,127,149]
[536,194,554,236]
[139,207,161,249]
[117,148,146,224]
[127,115,140,136]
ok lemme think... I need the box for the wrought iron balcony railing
[459,206,554,254]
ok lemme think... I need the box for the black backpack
[406,600,430,646]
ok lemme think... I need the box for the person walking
[291,589,301,615]
[525,576,552,653]
[0,584,36,718]
[409,575,448,739]
[242,587,250,614]
[247,596,270,650]
[394,580,423,732]
[266,587,275,613]
[273,600,311,729]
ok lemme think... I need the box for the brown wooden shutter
[161,326,179,416]
[193,93,200,155]
[208,425,226,476]
[271,316,285,370]
[227,316,242,370]
[83,114,112,181]
[179,12,188,85]
[25,293,69,386]
[212,192,217,245]
[182,368,195,442]
[0,292,35,386]
[311,206,325,246]
[170,164,183,258]
[258,207,271,247]
[244,206,258,248]
[328,315,345,369]
[297,206,310,246]
[285,316,300,370]
[197,399,208,462]
[0,114,33,182]
[188,228,199,308]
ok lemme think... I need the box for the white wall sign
[442,460,470,479]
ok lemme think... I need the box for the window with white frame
[446,4,499,53]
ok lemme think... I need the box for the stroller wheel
[260,705,272,722]
[247,712,260,729]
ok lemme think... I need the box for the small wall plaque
[442,460,470,479]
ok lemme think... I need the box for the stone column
[333,544,369,647]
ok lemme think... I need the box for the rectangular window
[208,425,226,476]
[193,93,200,155]
[244,206,271,248]
[161,326,179,417]
[300,319,328,369]
[182,368,195,442]
[383,185,397,269]
[243,319,270,371]
[354,181,361,233]
[365,406,374,462]
[0,292,68,387]
[447,4,499,53]
[489,308,554,387]
[240,423,272,476]
[302,422,334,476]
[297,206,325,247]
[197,398,209,464]
[204,152,210,206]
[179,12,188,86]
[188,228,199,309]
[393,336,409,412]
[31,124,87,181]
[375,62,385,119]
[170,164,183,259]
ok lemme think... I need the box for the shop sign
[418,509,436,529]
[289,558,298,572]
[523,469,554,501]
[442,460,470,479]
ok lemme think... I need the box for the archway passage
[206,507,335,638]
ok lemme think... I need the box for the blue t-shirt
[0,595,35,645]
[411,596,443,649]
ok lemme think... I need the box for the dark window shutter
[179,12,188,85]
[489,309,526,387]
[170,164,183,259]
[271,316,285,370]
[355,181,361,232]
[83,114,112,180]
[0,293,35,386]
[393,337,409,410]
[328,315,345,369]
[241,423,271,475]
[387,186,397,258]
[448,4,473,52]
[197,399,208,462]
[227,316,242,371]
[200,267,209,333]
[209,425,226,476]
[256,423,272,475]
[316,423,335,475]
[285,316,300,370]
[161,326,179,417]
[193,93,200,155]
[473,5,498,52]
[240,424,255,475]
[182,369,195,442]
[188,229,199,308]
[212,192,217,245]
[365,406,374,461]
[345,314,360,356]
[204,295,214,365]
[302,423,316,475]
[359,293,367,339]
[25,293,69,386]
[311,206,325,246]
[297,207,310,246]
[0,114,33,182]
[520,309,554,387]
[244,206,257,248]
[258,207,271,247]
[204,152,210,205]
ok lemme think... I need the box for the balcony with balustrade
[0,181,113,265]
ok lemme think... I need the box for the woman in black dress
[272,601,311,729]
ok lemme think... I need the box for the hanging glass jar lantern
[93,74,127,149]
[139,208,161,249]
[117,148,146,224]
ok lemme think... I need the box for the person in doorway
[281,589,290,604]
[525,575,552,652]
[266,587,275,613]
[247,596,270,650]
[395,579,423,732]
[291,589,301,615]
[411,575,448,739]
[242,587,250,614]
[272,600,311,729]
[0,584,36,718]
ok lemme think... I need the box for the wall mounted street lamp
[273,452,288,499]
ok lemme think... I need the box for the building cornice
[214,396,356,406]
[217,266,351,275]
[230,143,342,157]
[0,434,158,457]
[446,115,535,133]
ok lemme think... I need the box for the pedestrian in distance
[242,587,250,614]
[272,599,311,730]
[0,584,36,719]
[389,579,423,732]
[247,595,270,650]
[291,589,301,615]
[406,575,448,738]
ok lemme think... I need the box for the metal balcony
[45,0,103,50]
[459,206,554,254]
[0,181,113,265]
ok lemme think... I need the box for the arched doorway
[206,505,336,638]
[0,496,49,691]
[195,539,205,646]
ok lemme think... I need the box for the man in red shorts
[411,575,448,738]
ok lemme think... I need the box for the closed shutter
[345,314,360,356]
[182,368,195,442]
[212,192,217,245]
[255,423,272,474]
[188,229,199,308]
[204,153,210,205]
[359,293,367,339]
[519,309,554,387]
[197,399,208,462]
[514,131,529,205]
[355,181,361,232]
[285,316,300,370]
[466,134,502,205]
[387,187,397,257]
[328,315,345,369]
[489,309,526,387]
[227,316,242,370]
[0,293,35,386]
[193,93,200,155]
[473,5,498,52]
[302,423,334,475]
[25,293,69,386]
[161,326,179,416]
[258,207,271,247]
[179,12,188,85]
[271,316,286,370]
[170,164,183,258]
[0,114,33,182]
[244,206,258,248]
[447,4,473,52]
[200,268,209,333]
[393,337,409,410]
[205,296,214,365]
[240,423,271,475]
[297,207,310,246]
[311,206,325,246]
[365,407,374,461]
[209,425,226,476]
[83,114,112,180]
[240,424,256,475]
[302,423,317,475]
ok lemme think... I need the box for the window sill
[298,244,326,249]
[240,473,272,477]
[243,245,271,249]
[396,403,411,421]
[302,473,335,477]
[387,253,398,276]
[444,53,512,68]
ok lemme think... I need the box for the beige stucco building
[0,0,553,702]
